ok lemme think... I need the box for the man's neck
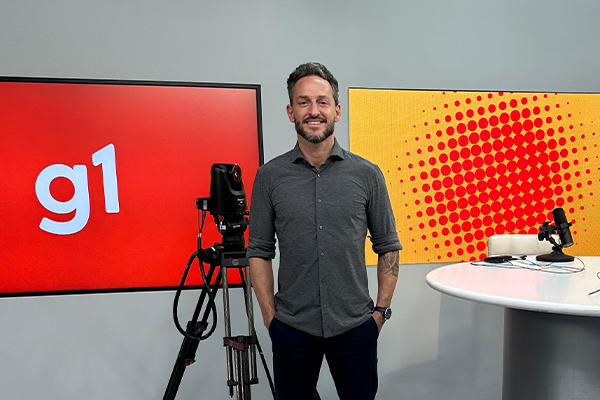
[297,134,335,169]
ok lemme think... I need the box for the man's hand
[372,311,385,332]
[249,257,277,331]
[264,312,275,330]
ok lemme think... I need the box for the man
[247,62,402,400]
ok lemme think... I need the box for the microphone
[536,207,575,262]
[552,207,573,248]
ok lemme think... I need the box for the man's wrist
[373,306,392,320]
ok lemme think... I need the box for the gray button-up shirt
[247,140,402,337]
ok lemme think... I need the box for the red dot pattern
[407,93,590,261]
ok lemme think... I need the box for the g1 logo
[35,144,119,235]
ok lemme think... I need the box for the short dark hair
[287,62,339,106]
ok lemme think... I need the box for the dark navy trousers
[269,317,379,400]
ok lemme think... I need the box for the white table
[426,256,600,400]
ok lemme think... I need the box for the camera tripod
[163,239,275,400]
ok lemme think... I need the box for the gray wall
[1,1,599,399]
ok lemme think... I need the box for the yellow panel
[349,89,600,264]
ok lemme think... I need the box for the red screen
[0,78,262,296]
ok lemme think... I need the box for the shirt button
[320,252,324,256]
[319,225,323,230]
[317,198,322,203]
[323,304,328,309]
[317,173,321,178]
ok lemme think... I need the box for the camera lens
[232,165,242,183]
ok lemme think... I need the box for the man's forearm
[376,250,399,307]
[249,257,276,328]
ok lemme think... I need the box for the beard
[295,117,335,143]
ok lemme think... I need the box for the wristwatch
[373,306,392,320]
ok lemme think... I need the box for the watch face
[384,308,392,319]
[375,307,392,320]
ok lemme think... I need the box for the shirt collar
[291,138,346,164]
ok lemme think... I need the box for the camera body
[196,163,249,250]
[197,163,247,216]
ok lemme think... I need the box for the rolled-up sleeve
[367,166,403,254]
[247,167,277,259]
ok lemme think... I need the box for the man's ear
[286,104,295,123]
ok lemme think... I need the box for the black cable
[171,211,219,341]
[470,257,585,275]
[588,271,600,296]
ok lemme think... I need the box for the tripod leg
[163,261,222,400]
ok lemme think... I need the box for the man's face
[287,76,341,143]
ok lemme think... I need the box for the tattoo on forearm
[379,252,399,277]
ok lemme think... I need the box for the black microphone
[552,207,573,248]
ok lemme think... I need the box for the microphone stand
[537,222,574,262]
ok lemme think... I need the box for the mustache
[302,115,326,123]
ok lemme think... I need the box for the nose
[308,102,319,117]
